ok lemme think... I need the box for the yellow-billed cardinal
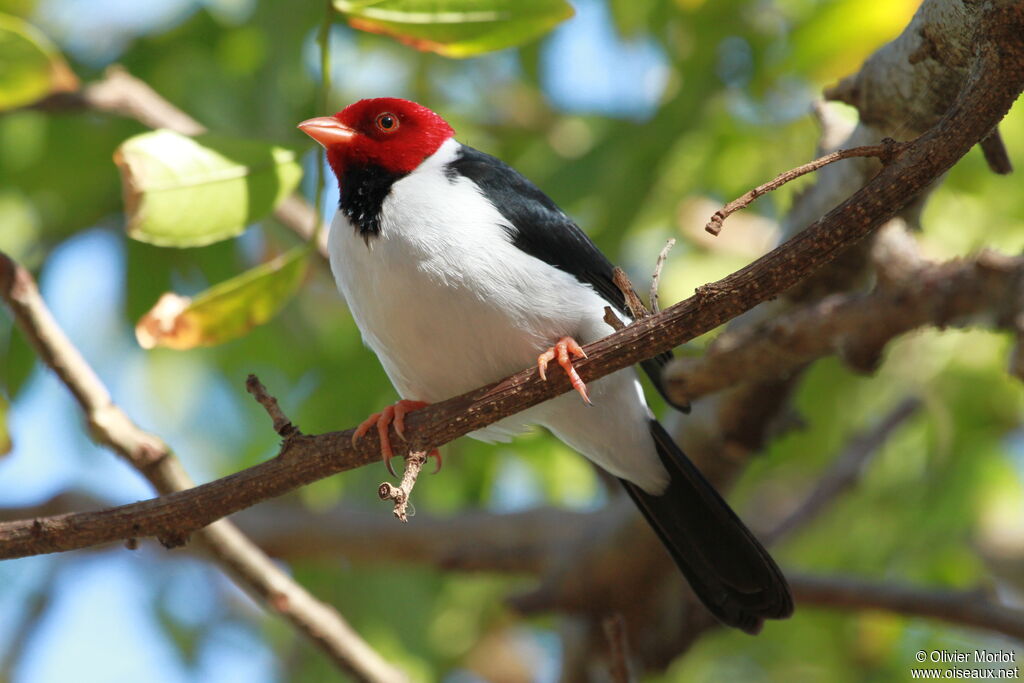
[299,98,792,633]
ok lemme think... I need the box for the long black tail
[619,420,793,634]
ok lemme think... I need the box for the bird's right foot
[352,399,441,477]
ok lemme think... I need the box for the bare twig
[980,128,1013,175]
[0,252,405,683]
[650,239,676,314]
[603,306,626,331]
[612,267,649,320]
[378,452,428,522]
[763,397,921,545]
[246,374,300,439]
[705,140,906,236]
[790,573,1024,642]
[604,613,634,683]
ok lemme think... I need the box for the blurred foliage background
[0,0,1022,680]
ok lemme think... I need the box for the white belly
[329,142,609,403]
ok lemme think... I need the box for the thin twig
[603,613,633,683]
[611,267,649,320]
[705,140,906,236]
[603,306,626,331]
[378,452,428,522]
[763,397,921,545]
[246,374,300,439]
[0,252,405,683]
[980,128,1013,175]
[650,238,675,314]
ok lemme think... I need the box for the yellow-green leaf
[135,246,309,350]
[114,130,303,248]
[334,0,574,58]
[0,13,77,111]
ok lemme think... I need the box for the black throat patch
[338,164,405,240]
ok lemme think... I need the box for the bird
[298,98,793,633]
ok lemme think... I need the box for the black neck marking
[338,164,405,240]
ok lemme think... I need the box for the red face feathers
[298,98,455,178]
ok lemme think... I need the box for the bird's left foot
[352,399,442,477]
[537,336,591,404]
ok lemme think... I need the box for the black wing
[447,145,687,412]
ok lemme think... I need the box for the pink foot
[352,399,442,476]
[537,336,591,404]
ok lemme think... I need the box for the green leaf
[0,13,77,111]
[135,246,310,350]
[334,0,574,58]
[114,130,303,248]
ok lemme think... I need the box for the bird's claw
[537,336,591,404]
[352,399,439,477]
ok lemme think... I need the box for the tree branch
[790,573,1024,642]
[762,397,922,545]
[0,253,406,683]
[704,141,905,236]
[664,250,1024,403]
[0,0,1020,562]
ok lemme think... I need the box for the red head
[298,98,455,178]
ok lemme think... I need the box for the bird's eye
[375,113,399,132]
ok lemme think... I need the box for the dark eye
[375,113,398,132]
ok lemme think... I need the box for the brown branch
[246,374,301,439]
[240,501,610,575]
[603,306,626,331]
[664,250,1024,403]
[227,498,1024,646]
[763,397,921,545]
[0,0,1020,566]
[980,128,1013,174]
[650,239,675,315]
[612,267,649,319]
[30,65,328,257]
[704,140,905,236]
[265,504,1024,644]
[377,452,427,522]
[0,253,405,683]
[790,573,1024,642]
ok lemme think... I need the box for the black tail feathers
[620,420,793,634]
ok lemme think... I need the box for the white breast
[328,138,669,492]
